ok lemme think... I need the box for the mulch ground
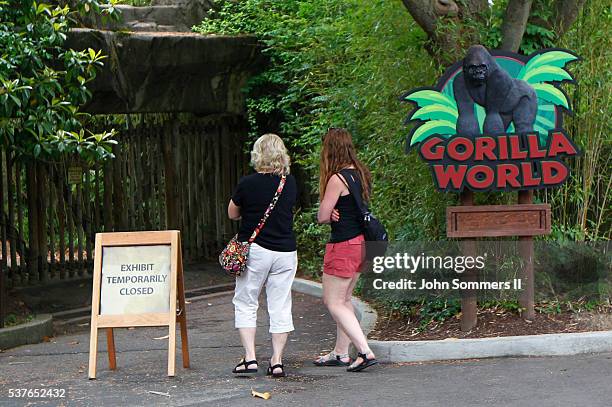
[369,305,612,341]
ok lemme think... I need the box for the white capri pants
[233,243,298,333]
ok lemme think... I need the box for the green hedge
[194,0,610,280]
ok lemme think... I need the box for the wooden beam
[459,191,477,332]
[447,204,551,238]
[518,190,536,320]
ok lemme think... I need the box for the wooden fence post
[6,150,17,283]
[37,162,48,282]
[163,121,179,230]
[26,162,39,284]
[15,162,25,284]
[112,144,126,231]
[0,151,9,290]
[56,169,67,279]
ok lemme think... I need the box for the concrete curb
[368,331,612,362]
[291,277,612,363]
[0,314,53,350]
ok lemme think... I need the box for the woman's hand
[331,209,340,222]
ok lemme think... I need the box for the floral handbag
[219,175,287,277]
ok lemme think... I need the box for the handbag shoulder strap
[248,174,287,243]
[337,169,369,216]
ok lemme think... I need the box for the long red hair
[319,128,371,201]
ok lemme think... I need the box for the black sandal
[267,360,286,378]
[346,352,378,372]
[232,358,258,374]
[313,351,352,367]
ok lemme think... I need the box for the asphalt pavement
[1,291,610,406]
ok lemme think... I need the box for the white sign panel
[100,245,171,315]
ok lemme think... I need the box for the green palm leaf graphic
[410,119,456,146]
[532,83,570,110]
[515,50,577,141]
[522,65,573,84]
[405,89,458,146]
[404,90,457,109]
[535,112,555,129]
[475,104,486,133]
[518,50,578,79]
[411,104,458,122]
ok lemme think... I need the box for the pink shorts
[323,234,365,278]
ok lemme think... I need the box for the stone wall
[66,29,265,114]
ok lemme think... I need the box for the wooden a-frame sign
[88,230,190,379]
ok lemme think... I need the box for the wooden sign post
[447,199,551,329]
[88,230,190,379]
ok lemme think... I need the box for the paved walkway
[1,291,611,406]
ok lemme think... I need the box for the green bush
[543,3,611,240]
[0,1,119,163]
[195,0,457,275]
[194,0,610,279]
[293,207,328,279]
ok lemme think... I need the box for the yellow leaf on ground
[251,389,271,400]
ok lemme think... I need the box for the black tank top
[329,169,364,243]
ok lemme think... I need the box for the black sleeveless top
[231,173,297,252]
[329,169,364,243]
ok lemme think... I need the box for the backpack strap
[337,169,369,217]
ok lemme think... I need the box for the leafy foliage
[195,0,453,276]
[0,1,119,163]
[194,0,610,281]
[544,2,611,240]
[479,0,557,54]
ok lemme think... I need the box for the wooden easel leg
[177,238,190,368]
[168,232,179,377]
[168,323,176,377]
[106,328,117,370]
[179,316,189,368]
[88,325,98,379]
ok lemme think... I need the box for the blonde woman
[228,134,298,378]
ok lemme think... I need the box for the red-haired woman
[313,128,377,372]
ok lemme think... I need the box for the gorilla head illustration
[453,45,538,137]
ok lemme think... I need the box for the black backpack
[339,169,388,258]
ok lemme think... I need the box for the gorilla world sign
[402,45,580,192]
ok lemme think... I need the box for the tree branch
[400,0,438,37]
[465,0,489,16]
[500,0,533,52]
[400,0,490,66]
[552,0,587,38]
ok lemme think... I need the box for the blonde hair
[250,133,291,175]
